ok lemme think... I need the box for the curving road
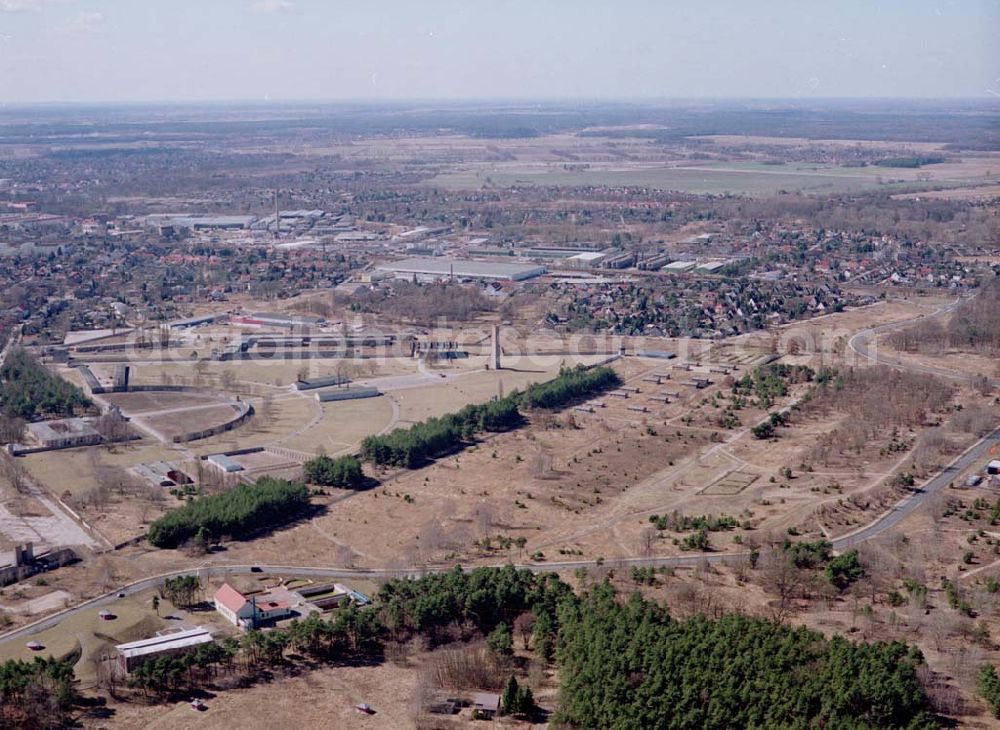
[2,296,998,647]
[847,296,1000,388]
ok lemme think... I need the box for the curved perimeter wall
[171,401,254,443]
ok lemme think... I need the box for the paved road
[832,426,1000,550]
[847,297,1000,388]
[5,423,999,647]
[3,299,998,646]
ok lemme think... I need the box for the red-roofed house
[256,598,291,622]
[213,583,293,628]
[214,583,255,626]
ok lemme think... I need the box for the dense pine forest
[0,347,91,419]
[554,584,937,729]
[146,477,310,548]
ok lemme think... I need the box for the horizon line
[2,95,999,109]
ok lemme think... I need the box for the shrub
[303,455,364,488]
[825,550,865,591]
[979,665,1000,718]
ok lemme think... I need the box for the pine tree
[487,622,514,659]
[500,674,519,716]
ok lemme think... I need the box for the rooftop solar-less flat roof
[116,627,213,659]
[376,257,545,281]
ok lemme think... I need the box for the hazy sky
[0,0,997,103]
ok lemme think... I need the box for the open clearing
[99,650,431,730]
[422,154,998,195]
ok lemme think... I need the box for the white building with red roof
[214,583,255,626]
[213,582,293,628]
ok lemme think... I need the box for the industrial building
[145,214,256,231]
[230,311,325,328]
[565,251,609,268]
[168,313,225,329]
[26,418,102,450]
[206,453,244,473]
[376,257,546,282]
[295,374,351,391]
[663,260,698,272]
[1,543,77,587]
[315,386,380,402]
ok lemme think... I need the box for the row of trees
[121,568,555,703]
[124,605,385,698]
[360,365,620,468]
[0,347,91,419]
[374,564,572,642]
[146,477,310,548]
[303,454,364,488]
[344,280,495,325]
[647,512,738,533]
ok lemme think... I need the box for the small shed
[473,692,501,719]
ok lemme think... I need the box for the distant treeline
[9,101,996,149]
[888,279,1000,354]
[45,147,182,160]
[873,156,945,168]
[0,347,91,419]
[147,477,310,549]
[360,365,620,468]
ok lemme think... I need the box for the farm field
[893,183,1000,201]
[422,153,999,195]
[425,164,887,195]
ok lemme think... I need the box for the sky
[0,0,997,103]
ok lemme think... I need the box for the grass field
[0,590,204,684]
[426,165,881,195]
[424,159,994,196]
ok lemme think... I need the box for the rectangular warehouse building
[115,627,214,674]
[376,257,546,282]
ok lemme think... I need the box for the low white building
[214,583,256,626]
[214,582,292,628]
